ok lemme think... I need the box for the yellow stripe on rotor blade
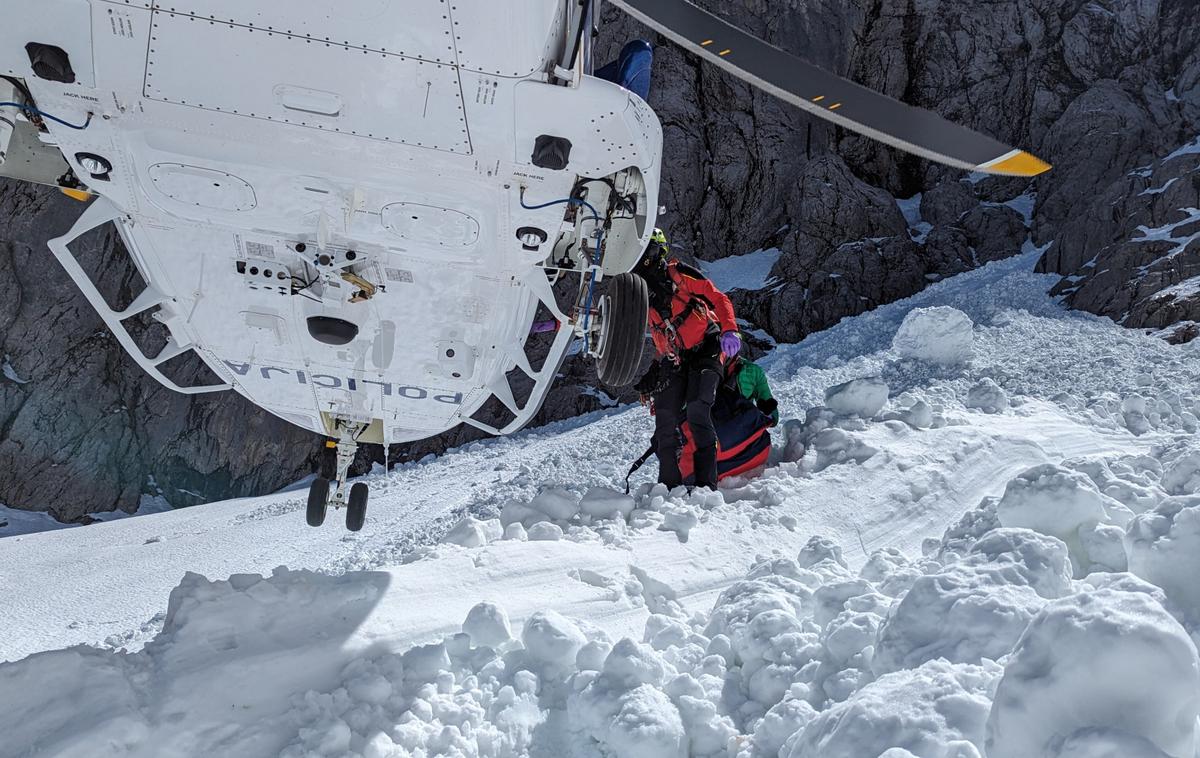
[979,150,1052,177]
[60,188,92,202]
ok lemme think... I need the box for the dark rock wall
[3,0,1198,519]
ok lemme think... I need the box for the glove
[757,397,779,427]
[720,331,742,358]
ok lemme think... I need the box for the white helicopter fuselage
[2,0,661,445]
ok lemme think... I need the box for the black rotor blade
[608,0,1051,176]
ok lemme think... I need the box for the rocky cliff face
[602,0,1200,341]
[2,0,1198,520]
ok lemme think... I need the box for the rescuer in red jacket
[634,229,742,490]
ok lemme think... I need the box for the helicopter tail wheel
[595,272,648,388]
[346,482,369,532]
[307,477,330,527]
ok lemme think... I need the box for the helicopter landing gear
[307,425,369,531]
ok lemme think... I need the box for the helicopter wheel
[346,482,368,532]
[595,272,648,388]
[307,477,330,527]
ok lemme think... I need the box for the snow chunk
[602,638,669,689]
[463,602,512,649]
[748,696,819,758]
[503,522,528,541]
[892,306,975,366]
[1078,522,1128,572]
[808,428,879,471]
[996,464,1119,572]
[1161,448,1200,496]
[986,589,1200,758]
[873,562,1045,674]
[861,547,923,598]
[798,536,849,571]
[569,680,685,758]
[521,610,586,669]
[962,528,1074,599]
[966,378,1009,414]
[1056,728,1175,758]
[528,521,564,541]
[499,501,547,529]
[786,659,999,758]
[528,487,580,521]
[441,516,492,548]
[580,487,635,520]
[824,377,889,418]
[1126,495,1200,624]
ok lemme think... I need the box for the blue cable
[578,227,604,333]
[0,102,92,130]
[519,194,602,225]
[519,191,607,331]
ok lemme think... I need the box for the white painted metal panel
[452,0,563,77]
[148,163,256,210]
[144,0,458,65]
[145,11,471,153]
[0,0,95,87]
[381,203,480,248]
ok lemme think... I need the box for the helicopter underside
[1,0,662,445]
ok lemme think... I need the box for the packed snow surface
[2,252,1200,758]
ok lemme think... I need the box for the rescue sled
[627,386,773,490]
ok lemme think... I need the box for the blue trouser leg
[595,39,653,101]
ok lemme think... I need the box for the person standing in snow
[634,229,741,490]
[728,357,779,427]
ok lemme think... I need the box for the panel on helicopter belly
[141,0,460,66]
[451,0,564,78]
[144,11,472,154]
[126,219,519,441]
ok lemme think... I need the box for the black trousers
[653,342,722,490]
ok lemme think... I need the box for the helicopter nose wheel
[306,428,369,531]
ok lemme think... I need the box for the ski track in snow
[2,252,1199,758]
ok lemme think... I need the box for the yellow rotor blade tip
[982,150,1052,177]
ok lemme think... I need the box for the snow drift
[2,253,1199,757]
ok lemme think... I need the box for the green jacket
[732,359,778,423]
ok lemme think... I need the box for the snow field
[2,253,1200,756]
